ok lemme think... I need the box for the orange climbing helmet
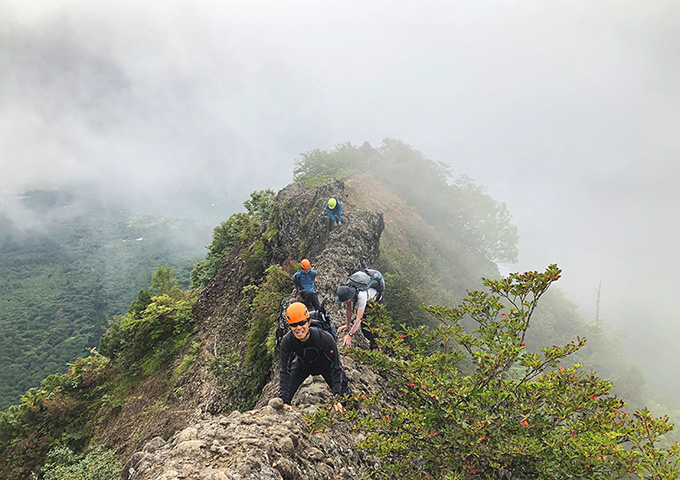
[286,302,310,324]
[300,259,311,269]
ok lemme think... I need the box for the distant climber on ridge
[278,302,352,412]
[325,197,342,229]
[336,268,385,350]
[292,259,321,312]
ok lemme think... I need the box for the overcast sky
[2,1,679,392]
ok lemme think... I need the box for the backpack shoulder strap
[292,271,303,290]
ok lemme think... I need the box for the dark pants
[286,357,352,403]
[361,298,383,350]
[360,318,380,350]
[300,290,321,312]
[327,217,338,232]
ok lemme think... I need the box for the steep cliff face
[120,179,390,479]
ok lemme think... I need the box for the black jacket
[278,327,343,404]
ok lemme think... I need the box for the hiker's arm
[337,302,352,332]
[349,308,365,336]
[325,204,335,221]
[278,339,293,405]
[325,337,344,396]
[342,289,367,344]
[341,309,363,347]
[351,290,369,331]
[340,304,364,347]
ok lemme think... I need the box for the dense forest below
[0,189,202,409]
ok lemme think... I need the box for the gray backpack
[347,268,384,293]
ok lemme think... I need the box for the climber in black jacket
[278,302,351,412]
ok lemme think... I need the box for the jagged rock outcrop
[120,179,389,479]
[122,365,387,480]
[193,179,384,331]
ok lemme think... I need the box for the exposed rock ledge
[123,357,386,480]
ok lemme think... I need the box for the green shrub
[171,342,202,383]
[313,265,680,479]
[0,355,113,479]
[191,189,274,289]
[212,261,296,411]
[36,444,121,480]
[293,142,370,187]
[99,292,197,377]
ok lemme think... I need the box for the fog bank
[2,1,679,399]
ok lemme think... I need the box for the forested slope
[0,189,202,409]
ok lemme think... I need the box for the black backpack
[309,298,338,342]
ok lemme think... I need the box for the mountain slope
[115,173,668,479]
[0,189,202,410]
[107,171,517,477]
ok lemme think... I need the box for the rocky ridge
[121,179,391,479]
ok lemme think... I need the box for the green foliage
[243,189,276,222]
[245,264,292,367]
[0,190,199,410]
[209,351,256,413]
[171,341,202,384]
[212,261,297,411]
[378,139,517,264]
[0,279,197,479]
[314,266,680,479]
[190,212,262,289]
[127,289,152,316]
[0,355,112,480]
[149,265,185,298]
[450,175,519,264]
[526,289,651,410]
[190,212,254,288]
[190,189,276,289]
[242,237,267,280]
[293,142,371,187]
[378,273,429,328]
[99,291,198,377]
[377,232,477,328]
[292,140,520,360]
[36,444,121,480]
[293,139,518,265]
